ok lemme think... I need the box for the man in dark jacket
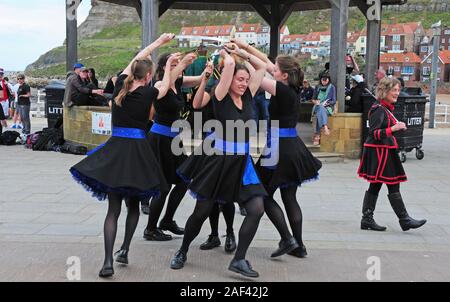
[346,74,366,113]
[63,63,103,108]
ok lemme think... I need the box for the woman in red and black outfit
[358,77,426,232]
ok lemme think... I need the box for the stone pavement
[1,117,450,282]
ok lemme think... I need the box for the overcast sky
[0,0,91,71]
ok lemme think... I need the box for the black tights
[208,202,235,237]
[103,193,140,267]
[180,197,264,260]
[264,186,304,247]
[368,183,400,195]
[146,183,188,231]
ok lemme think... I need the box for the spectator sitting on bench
[63,63,104,108]
[311,72,336,146]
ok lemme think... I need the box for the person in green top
[311,72,336,145]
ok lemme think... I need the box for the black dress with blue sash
[148,77,187,185]
[256,82,322,191]
[177,89,267,204]
[69,75,168,201]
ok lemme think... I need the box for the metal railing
[30,89,46,118]
[435,104,450,125]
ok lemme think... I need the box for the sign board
[92,112,112,135]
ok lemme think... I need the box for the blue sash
[263,127,297,170]
[150,122,180,138]
[213,138,260,186]
[87,127,146,156]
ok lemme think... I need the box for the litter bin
[361,93,428,162]
[392,95,428,162]
[44,80,65,128]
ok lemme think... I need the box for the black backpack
[0,131,20,145]
[32,127,64,151]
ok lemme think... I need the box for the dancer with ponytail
[69,33,175,277]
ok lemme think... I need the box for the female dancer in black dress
[70,33,175,277]
[232,39,322,258]
[143,52,210,241]
[190,60,237,253]
[171,47,267,278]
[358,77,426,231]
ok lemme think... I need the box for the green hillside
[26,7,450,80]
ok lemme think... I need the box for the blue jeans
[18,105,31,134]
[314,105,329,134]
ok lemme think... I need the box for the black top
[364,103,397,149]
[346,82,365,113]
[17,83,31,106]
[300,86,314,102]
[111,74,158,131]
[269,82,300,128]
[153,77,185,126]
[213,88,255,143]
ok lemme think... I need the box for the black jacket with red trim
[364,103,398,149]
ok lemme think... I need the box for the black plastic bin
[361,93,428,162]
[44,80,65,128]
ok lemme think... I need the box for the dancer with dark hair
[171,45,268,278]
[143,51,209,241]
[358,77,426,232]
[69,33,175,278]
[232,39,322,259]
[190,59,237,253]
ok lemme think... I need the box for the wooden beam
[249,1,271,24]
[280,1,296,26]
[135,0,142,19]
[269,2,281,58]
[159,0,175,17]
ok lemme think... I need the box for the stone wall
[319,113,363,159]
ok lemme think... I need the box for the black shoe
[200,235,221,250]
[159,220,185,235]
[288,245,308,258]
[170,250,187,269]
[388,192,427,231]
[114,249,129,265]
[361,191,387,231]
[228,259,259,278]
[143,228,172,241]
[271,237,299,258]
[224,233,236,253]
[141,204,150,215]
[98,264,114,278]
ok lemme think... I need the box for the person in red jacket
[358,77,426,232]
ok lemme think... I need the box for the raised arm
[170,52,197,86]
[214,50,235,101]
[231,38,276,75]
[154,53,181,100]
[123,33,175,76]
[192,61,214,109]
[225,44,267,97]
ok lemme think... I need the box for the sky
[0,0,91,71]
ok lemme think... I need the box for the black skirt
[147,132,187,185]
[256,137,322,191]
[70,136,168,201]
[358,146,407,184]
[177,142,267,204]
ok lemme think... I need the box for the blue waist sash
[150,122,180,138]
[263,127,297,170]
[213,138,259,186]
[87,127,146,156]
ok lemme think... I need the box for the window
[448,46,450,50]
[250,27,254,31]
[393,45,401,51]
[445,29,450,35]
[394,66,401,72]
[361,37,365,43]
[423,66,430,76]
[420,46,428,53]
[393,35,401,42]
[401,66,414,75]
[443,39,446,44]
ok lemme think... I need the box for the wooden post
[66,0,82,72]
[142,0,159,60]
